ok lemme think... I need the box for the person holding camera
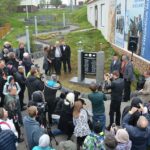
[122,103,150,150]
[26,68,44,100]
[105,70,124,130]
[23,106,45,150]
[88,82,107,131]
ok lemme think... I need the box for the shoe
[18,138,24,143]
[23,103,27,106]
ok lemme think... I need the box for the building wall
[87,0,110,40]
[20,0,40,6]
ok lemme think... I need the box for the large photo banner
[114,0,125,48]
[141,0,150,60]
[125,0,145,55]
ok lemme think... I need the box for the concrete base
[70,76,96,86]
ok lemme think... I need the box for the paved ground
[17,57,131,150]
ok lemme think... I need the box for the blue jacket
[0,129,17,150]
[122,113,150,150]
[23,116,45,150]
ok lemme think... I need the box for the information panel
[83,52,97,75]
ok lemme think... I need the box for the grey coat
[123,61,135,82]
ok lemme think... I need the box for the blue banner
[141,0,150,60]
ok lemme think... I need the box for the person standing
[60,40,71,73]
[73,99,91,150]
[105,71,124,130]
[53,41,62,75]
[15,42,26,61]
[23,106,45,150]
[43,46,50,75]
[110,54,121,74]
[122,55,135,102]
[88,82,107,130]
[14,66,26,110]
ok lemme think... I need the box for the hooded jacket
[23,116,45,150]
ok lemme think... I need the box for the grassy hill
[0,6,115,92]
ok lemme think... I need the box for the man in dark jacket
[53,41,62,75]
[23,106,45,150]
[122,55,135,102]
[110,54,121,74]
[123,106,150,150]
[105,70,124,129]
[14,66,26,110]
[26,69,44,100]
[60,40,71,73]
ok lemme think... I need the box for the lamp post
[25,26,31,53]
[34,16,38,36]
[26,5,29,20]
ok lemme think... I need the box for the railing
[0,23,11,39]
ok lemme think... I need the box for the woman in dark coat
[43,46,50,75]
[58,92,75,140]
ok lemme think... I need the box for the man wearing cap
[53,41,62,75]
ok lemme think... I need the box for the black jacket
[26,76,44,100]
[60,45,71,59]
[110,60,121,73]
[106,78,124,102]
[14,71,26,90]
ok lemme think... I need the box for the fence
[0,23,11,39]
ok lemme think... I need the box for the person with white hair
[58,92,75,140]
[22,52,33,75]
[32,134,55,150]
[122,106,150,150]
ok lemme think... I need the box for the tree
[50,0,62,8]
[0,0,20,16]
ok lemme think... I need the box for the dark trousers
[19,87,25,109]
[62,58,71,73]
[109,102,121,126]
[124,80,131,101]
[54,58,61,75]
[77,136,86,150]
[0,95,5,107]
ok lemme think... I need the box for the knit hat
[65,92,75,107]
[115,129,129,143]
[131,97,142,108]
[39,134,50,147]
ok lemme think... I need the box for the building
[87,0,150,73]
[18,0,40,12]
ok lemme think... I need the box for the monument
[70,49,105,85]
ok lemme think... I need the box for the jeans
[93,113,106,131]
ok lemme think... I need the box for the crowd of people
[0,40,150,150]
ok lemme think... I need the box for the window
[101,4,105,27]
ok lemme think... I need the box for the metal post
[34,16,38,36]
[63,13,66,27]
[25,26,31,53]
[26,5,29,20]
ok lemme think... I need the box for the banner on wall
[141,0,150,61]
[114,0,125,48]
[125,0,145,55]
